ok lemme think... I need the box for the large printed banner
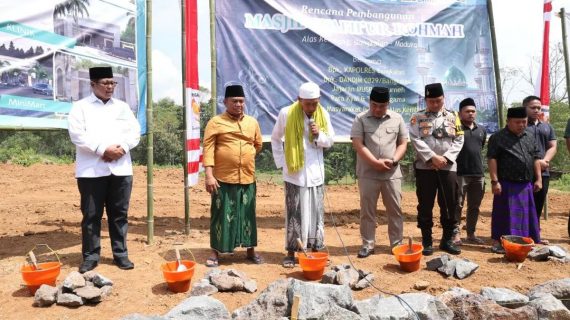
[215,0,499,140]
[0,0,147,132]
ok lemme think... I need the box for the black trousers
[533,175,550,221]
[415,169,458,238]
[77,175,133,261]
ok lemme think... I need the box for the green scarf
[284,101,328,173]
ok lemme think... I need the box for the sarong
[210,182,257,253]
[284,182,325,251]
[491,180,540,243]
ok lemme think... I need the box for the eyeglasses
[97,81,118,87]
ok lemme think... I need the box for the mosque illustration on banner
[416,31,499,132]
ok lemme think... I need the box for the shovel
[28,250,41,270]
[175,248,187,272]
[405,236,414,254]
[296,238,313,258]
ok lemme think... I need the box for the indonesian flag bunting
[185,0,201,186]
[536,0,552,122]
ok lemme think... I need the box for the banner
[537,0,552,122]
[215,0,499,140]
[0,0,147,133]
[185,0,201,187]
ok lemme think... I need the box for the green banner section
[0,115,67,129]
[0,21,76,48]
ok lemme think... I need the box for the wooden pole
[487,0,505,128]
[210,0,217,115]
[146,0,154,245]
[561,8,570,106]
[181,0,191,236]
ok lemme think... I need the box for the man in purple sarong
[487,106,542,253]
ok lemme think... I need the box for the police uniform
[409,83,464,255]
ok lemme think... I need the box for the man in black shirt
[524,96,557,239]
[487,107,541,253]
[453,98,486,245]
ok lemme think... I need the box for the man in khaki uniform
[351,87,408,258]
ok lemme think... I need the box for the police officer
[409,83,464,255]
[351,87,408,258]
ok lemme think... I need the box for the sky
[151,0,568,105]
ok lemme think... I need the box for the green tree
[53,0,91,22]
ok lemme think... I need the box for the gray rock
[335,267,360,286]
[354,293,453,320]
[320,270,337,284]
[121,314,166,320]
[204,268,222,281]
[165,296,230,320]
[333,264,351,272]
[85,281,94,287]
[227,269,249,282]
[211,273,244,292]
[414,280,430,291]
[454,259,479,279]
[548,256,570,263]
[528,278,570,309]
[56,293,84,308]
[286,279,353,319]
[231,279,292,320]
[33,284,58,307]
[481,287,529,308]
[548,246,568,258]
[426,254,450,271]
[93,274,113,287]
[74,286,102,303]
[438,287,472,304]
[437,259,458,277]
[316,304,364,320]
[82,271,98,282]
[353,273,374,290]
[190,279,218,297]
[243,280,257,293]
[100,285,113,300]
[529,247,551,261]
[445,293,537,319]
[63,271,86,291]
[528,293,570,320]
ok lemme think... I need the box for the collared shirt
[487,128,539,182]
[271,105,335,187]
[409,108,464,171]
[68,94,141,178]
[526,120,556,176]
[350,109,408,180]
[456,122,487,177]
[203,112,262,184]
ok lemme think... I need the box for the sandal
[282,256,295,268]
[466,236,485,244]
[491,243,505,254]
[205,257,219,268]
[246,254,264,265]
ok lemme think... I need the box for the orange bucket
[21,261,61,295]
[161,260,196,293]
[298,252,328,280]
[392,243,423,272]
[501,235,534,262]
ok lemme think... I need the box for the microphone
[308,118,315,126]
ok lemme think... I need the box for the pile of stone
[529,245,569,263]
[320,264,374,290]
[189,268,257,296]
[34,271,113,308]
[426,254,479,279]
[123,277,570,320]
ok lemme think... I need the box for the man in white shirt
[68,67,140,273]
[271,82,335,268]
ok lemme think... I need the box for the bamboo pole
[210,0,217,115]
[561,8,570,106]
[181,0,191,236]
[487,0,505,128]
[146,0,154,245]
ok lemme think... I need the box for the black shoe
[79,260,98,274]
[113,256,134,270]
[422,245,434,256]
[439,240,462,255]
[357,247,374,258]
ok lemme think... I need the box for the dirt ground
[0,163,569,320]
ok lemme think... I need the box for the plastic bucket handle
[29,244,61,265]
